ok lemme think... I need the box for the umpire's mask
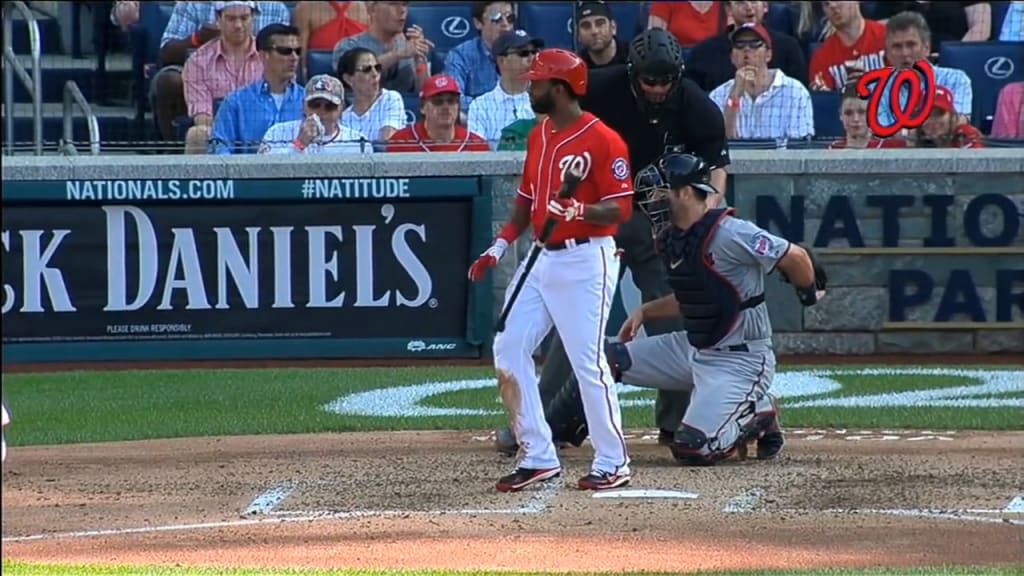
[634,163,673,237]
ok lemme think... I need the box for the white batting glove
[547,198,585,222]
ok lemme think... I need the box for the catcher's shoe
[496,466,561,493]
[756,399,785,460]
[578,470,631,491]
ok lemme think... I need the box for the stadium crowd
[105,0,1024,154]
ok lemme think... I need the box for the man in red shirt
[385,74,490,152]
[829,84,909,149]
[910,85,985,148]
[467,49,634,493]
[809,1,887,91]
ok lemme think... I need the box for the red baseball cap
[729,22,772,51]
[420,74,461,99]
[932,85,955,113]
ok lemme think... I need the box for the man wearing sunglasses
[445,1,518,112]
[468,29,543,148]
[211,23,306,154]
[259,74,372,155]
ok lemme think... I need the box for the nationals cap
[420,74,461,99]
[492,29,544,57]
[729,22,772,50]
[932,85,956,113]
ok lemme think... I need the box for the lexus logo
[984,56,1014,80]
[566,17,573,34]
[441,16,470,39]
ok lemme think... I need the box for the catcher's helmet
[522,48,588,95]
[626,29,686,119]
[635,152,718,235]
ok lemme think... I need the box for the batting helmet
[635,152,717,235]
[521,48,588,95]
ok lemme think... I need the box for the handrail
[2,0,43,156]
[61,81,101,156]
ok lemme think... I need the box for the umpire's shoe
[756,401,785,460]
[496,466,561,492]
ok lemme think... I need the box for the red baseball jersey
[828,137,908,149]
[386,122,490,153]
[518,112,634,244]
[809,19,887,90]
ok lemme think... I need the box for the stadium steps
[2,101,136,154]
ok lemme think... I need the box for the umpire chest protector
[657,208,765,349]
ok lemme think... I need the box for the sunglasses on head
[356,63,383,74]
[272,46,302,56]
[308,99,339,111]
[732,39,765,50]
[488,11,516,24]
[503,48,537,58]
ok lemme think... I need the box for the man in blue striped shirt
[444,1,516,112]
[210,24,307,154]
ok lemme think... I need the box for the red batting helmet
[521,48,588,96]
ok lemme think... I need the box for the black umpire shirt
[581,64,731,200]
[686,26,808,92]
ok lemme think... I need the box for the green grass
[3,562,1022,576]
[1,365,1021,447]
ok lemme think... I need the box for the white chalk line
[722,488,764,513]
[243,483,294,515]
[2,479,562,544]
[822,508,1024,526]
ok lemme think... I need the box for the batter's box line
[816,507,1024,526]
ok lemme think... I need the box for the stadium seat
[938,41,1024,132]
[810,91,844,138]
[307,50,336,78]
[402,93,421,125]
[407,2,476,56]
[765,2,793,35]
[604,2,647,41]
[991,1,1012,34]
[519,3,575,50]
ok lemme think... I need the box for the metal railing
[2,0,43,156]
[60,81,101,155]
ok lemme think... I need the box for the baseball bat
[495,171,584,333]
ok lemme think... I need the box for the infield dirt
[2,430,1022,573]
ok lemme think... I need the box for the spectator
[260,74,372,154]
[809,1,887,91]
[387,74,490,152]
[181,2,265,154]
[991,81,1024,139]
[876,12,973,126]
[688,1,808,92]
[791,1,835,54]
[294,1,369,78]
[338,47,407,145]
[828,84,909,148]
[873,2,992,48]
[331,1,432,94]
[709,23,814,141]
[497,112,544,151]
[468,30,542,148]
[999,1,1023,41]
[909,86,985,148]
[444,1,517,112]
[211,24,306,155]
[575,2,628,69]
[137,0,290,141]
[647,1,728,47]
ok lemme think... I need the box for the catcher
[543,152,828,464]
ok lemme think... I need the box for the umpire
[495,28,747,454]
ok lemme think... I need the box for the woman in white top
[260,74,372,155]
[337,47,407,148]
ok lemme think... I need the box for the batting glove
[547,198,585,222]
[467,238,509,282]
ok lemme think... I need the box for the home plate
[592,489,699,499]
[1005,496,1024,513]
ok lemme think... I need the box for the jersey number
[558,152,592,183]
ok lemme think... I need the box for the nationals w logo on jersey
[558,152,592,183]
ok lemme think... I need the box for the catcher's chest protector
[657,208,764,350]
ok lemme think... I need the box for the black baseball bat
[495,171,584,333]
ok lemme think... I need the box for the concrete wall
[4,149,1023,354]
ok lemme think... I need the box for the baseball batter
[468,48,634,492]
[544,152,827,464]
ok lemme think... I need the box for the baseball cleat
[496,466,562,492]
[578,470,631,491]
[657,429,674,446]
[756,399,785,460]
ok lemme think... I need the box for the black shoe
[657,429,674,446]
[496,466,561,492]
[756,401,785,460]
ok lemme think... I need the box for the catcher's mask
[635,152,718,236]
[635,163,673,237]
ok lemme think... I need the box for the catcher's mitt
[779,245,827,306]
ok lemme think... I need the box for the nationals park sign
[1,176,495,362]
